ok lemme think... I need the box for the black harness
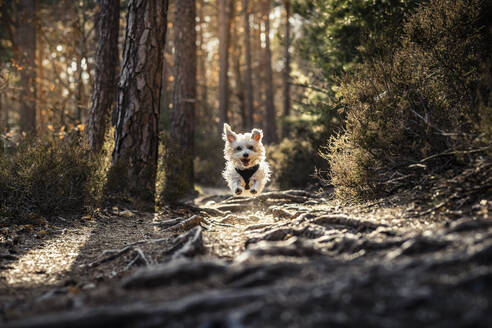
[235,164,259,190]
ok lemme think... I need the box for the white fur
[222,123,271,196]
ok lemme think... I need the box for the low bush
[324,0,492,199]
[268,138,319,189]
[0,136,104,223]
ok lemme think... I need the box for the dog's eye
[236,146,242,151]
[248,146,254,150]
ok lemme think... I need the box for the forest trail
[1,189,492,327]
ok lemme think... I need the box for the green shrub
[193,134,224,187]
[0,137,104,223]
[324,0,492,199]
[268,137,325,189]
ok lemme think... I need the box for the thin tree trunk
[254,12,264,130]
[263,0,277,143]
[218,0,232,133]
[198,0,208,118]
[160,55,170,122]
[232,12,247,129]
[16,0,37,135]
[162,0,197,202]
[74,1,88,124]
[36,9,46,136]
[0,93,5,133]
[282,0,291,138]
[159,3,174,131]
[87,0,120,153]
[242,0,254,129]
[110,0,168,208]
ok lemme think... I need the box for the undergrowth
[0,136,106,224]
[324,0,492,200]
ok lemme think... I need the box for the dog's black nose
[243,153,249,158]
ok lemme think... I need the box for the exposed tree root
[162,226,205,260]
[163,215,206,231]
[122,258,228,289]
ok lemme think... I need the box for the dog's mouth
[241,159,250,166]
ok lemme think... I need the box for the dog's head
[223,123,265,169]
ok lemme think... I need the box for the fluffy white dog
[222,123,270,196]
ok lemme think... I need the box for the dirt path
[1,189,491,327]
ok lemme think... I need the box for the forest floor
[1,187,491,327]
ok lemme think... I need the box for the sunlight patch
[1,226,93,288]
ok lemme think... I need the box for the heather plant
[324,0,492,199]
[0,136,105,223]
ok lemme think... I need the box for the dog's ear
[251,128,263,142]
[223,123,237,143]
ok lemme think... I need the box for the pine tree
[109,0,169,208]
[162,0,197,202]
[87,0,120,153]
[218,0,232,132]
[16,0,37,135]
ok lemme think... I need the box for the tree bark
[73,1,89,124]
[0,93,5,133]
[263,0,277,144]
[282,0,291,139]
[197,0,208,118]
[16,0,37,136]
[232,11,247,129]
[87,0,120,153]
[162,0,197,202]
[254,12,264,130]
[109,0,168,207]
[36,13,46,136]
[242,0,254,129]
[217,0,232,133]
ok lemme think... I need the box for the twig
[121,248,150,272]
[418,146,490,163]
[85,238,168,268]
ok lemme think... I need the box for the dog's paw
[250,188,257,195]
[235,187,243,195]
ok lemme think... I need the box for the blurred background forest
[0,0,490,218]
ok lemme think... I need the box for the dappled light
[1,225,92,288]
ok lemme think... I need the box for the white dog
[222,123,270,196]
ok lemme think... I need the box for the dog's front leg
[233,179,243,195]
[250,178,258,194]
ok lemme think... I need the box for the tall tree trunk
[162,0,197,202]
[73,1,88,124]
[160,55,170,124]
[159,3,174,132]
[217,0,231,133]
[263,0,277,143]
[36,12,46,136]
[87,0,120,153]
[282,0,291,138]
[242,0,254,129]
[16,0,37,135]
[254,12,264,129]
[232,12,247,129]
[0,93,6,133]
[109,0,168,208]
[197,0,208,118]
